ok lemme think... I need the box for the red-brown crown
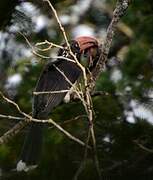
[75,36,99,69]
[75,36,98,53]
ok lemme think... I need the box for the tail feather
[16,122,44,172]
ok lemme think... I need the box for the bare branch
[0,92,31,120]
[73,128,91,180]
[20,32,78,64]
[47,118,91,149]
[19,32,51,59]
[53,64,87,107]
[0,116,90,149]
[0,92,90,148]
[35,40,63,50]
[0,120,28,144]
[134,140,153,154]
[33,89,70,95]
[0,114,25,121]
[92,0,130,86]
[49,115,87,129]
[43,0,71,51]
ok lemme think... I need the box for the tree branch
[92,0,130,87]
[0,91,90,148]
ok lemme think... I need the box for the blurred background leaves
[0,0,153,179]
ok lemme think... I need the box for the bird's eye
[71,42,80,54]
[75,42,79,48]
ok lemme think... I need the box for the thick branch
[92,0,130,85]
[0,120,28,144]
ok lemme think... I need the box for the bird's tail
[16,122,44,172]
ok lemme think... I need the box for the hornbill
[16,36,99,172]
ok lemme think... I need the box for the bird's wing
[32,59,81,118]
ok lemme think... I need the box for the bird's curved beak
[75,36,98,53]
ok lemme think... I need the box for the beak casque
[75,36,98,52]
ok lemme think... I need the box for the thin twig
[48,115,87,129]
[35,40,63,49]
[53,64,87,107]
[85,88,102,179]
[73,128,91,180]
[0,92,90,148]
[19,32,51,59]
[33,89,70,95]
[20,32,77,64]
[47,118,91,149]
[0,114,86,145]
[134,140,153,154]
[43,0,71,50]
[0,114,25,121]
[30,117,91,149]
[0,92,31,120]
[0,120,29,144]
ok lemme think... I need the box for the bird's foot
[16,160,38,172]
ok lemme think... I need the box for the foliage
[0,0,153,179]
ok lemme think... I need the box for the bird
[16,36,100,172]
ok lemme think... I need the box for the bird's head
[74,36,100,70]
[58,36,100,70]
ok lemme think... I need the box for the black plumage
[17,36,99,171]
[17,41,82,167]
